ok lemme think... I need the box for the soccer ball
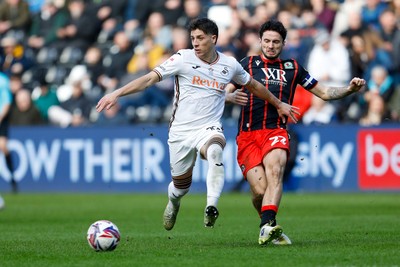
[87,220,121,251]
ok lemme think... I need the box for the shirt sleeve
[231,59,251,86]
[298,65,318,90]
[153,51,183,80]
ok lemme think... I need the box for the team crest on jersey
[221,67,229,75]
[284,62,294,69]
[255,60,261,66]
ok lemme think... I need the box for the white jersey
[154,49,250,132]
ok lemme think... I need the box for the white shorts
[168,125,225,176]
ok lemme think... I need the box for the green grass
[0,192,399,267]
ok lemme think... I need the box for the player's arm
[245,77,300,123]
[225,83,248,106]
[96,71,160,112]
[309,77,366,100]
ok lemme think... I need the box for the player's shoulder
[175,49,193,58]
[217,51,239,65]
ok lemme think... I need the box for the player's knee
[207,143,223,161]
[172,174,192,189]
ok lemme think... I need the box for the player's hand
[349,77,366,93]
[277,102,300,124]
[96,91,119,112]
[226,89,248,106]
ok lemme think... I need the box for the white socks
[206,144,224,208]
[168,182,189,206]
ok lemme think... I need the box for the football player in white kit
[96,18,299,231]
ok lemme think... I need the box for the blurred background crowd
[1,0,400,128]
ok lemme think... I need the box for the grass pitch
[0,192,399,267]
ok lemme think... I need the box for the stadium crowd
[1,0,400,127]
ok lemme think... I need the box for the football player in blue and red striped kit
[226,20,366,245]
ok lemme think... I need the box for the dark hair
[259,20,287,41]
[188,18,219,42]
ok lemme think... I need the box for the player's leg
[246,163,282,245]
[257,148,287,245]
[200,135,226,227]
[163,138,196,231]
[246,165,268,218]
[163,170,193,231]
[0,133,17,193]
[261,148,286,225]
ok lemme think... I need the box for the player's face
[190,29,217,61]
[260,30,284,60]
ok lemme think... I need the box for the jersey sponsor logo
[261,68,287,86]
[192,76,227,90]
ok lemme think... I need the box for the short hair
[259,20,287,41]
[188,18,219,42]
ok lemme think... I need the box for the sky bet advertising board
[0,125,399,193]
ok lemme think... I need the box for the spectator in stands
[10,88,44,125]
[0,36,34,76]
[360,65,395,114]
[95,101,129,126]
[55,0,100,52]
[89,0,128,45]
[143,12,173,50]
[302,94,337,125]
[158,0,184,26]
[27,0,46,15]
[171,25,190,52]
[58,79,93,126]
[177,0,205,28]
[80,46,105,100]
[331,0,364,38]
[99,31,133,92]
[49,80,93,128]
[361,0,388,31]
[32,75,60,122]
[309,0,337,33]
[237,28,260,58]
[121,52,172,122]
[376,9,398,72]
[281,28,311,67]
[9,72,23,97]
[388,86,400,122]
[390,0,400,26]
[27,0,68,52]
[308,30,351,87]
[127,34,164,74]
[0,0,31,39]
[359,94,386,126]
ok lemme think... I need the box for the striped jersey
[237,55,317,132]
[154,49,250,132]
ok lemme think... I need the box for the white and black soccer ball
[87,220,121,251]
